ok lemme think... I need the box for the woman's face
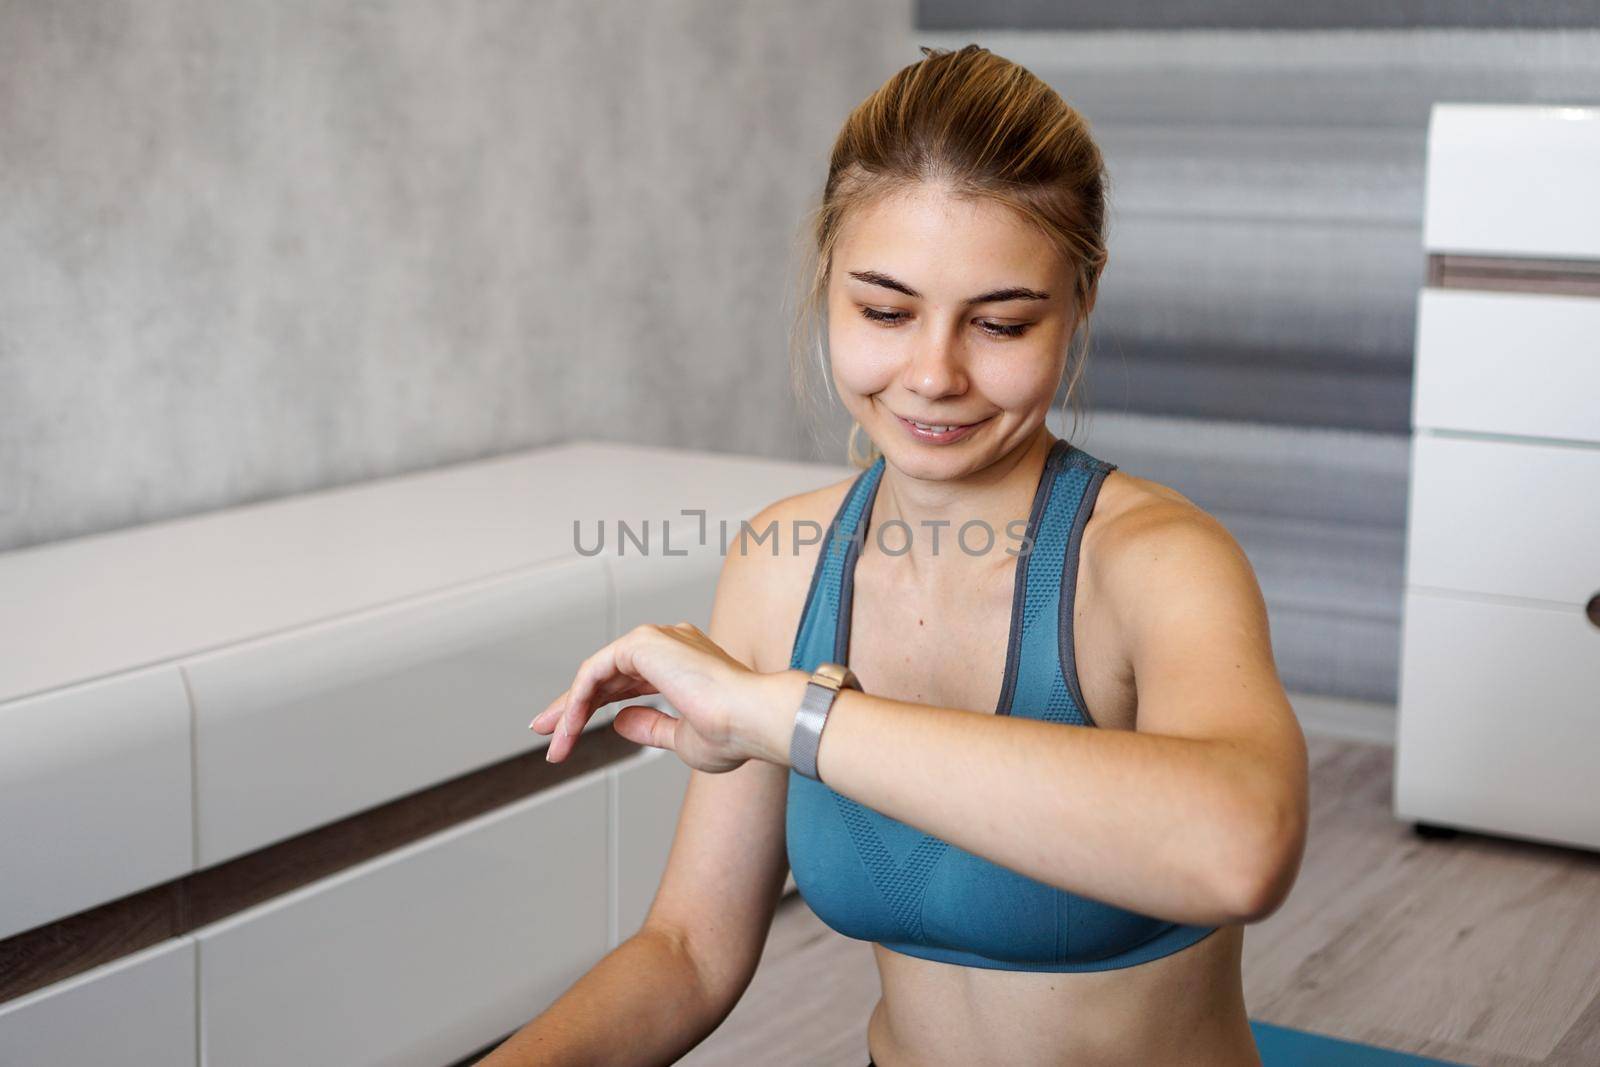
[826,182,1077,479]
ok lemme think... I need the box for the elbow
[1218,858,1295,925]
[1210,792,1307,925]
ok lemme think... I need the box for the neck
[865,427,1059,578]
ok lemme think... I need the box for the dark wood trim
[0,729,643,1006]
[1429,253,1600,298]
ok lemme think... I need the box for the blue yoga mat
[1251,1021,1464,1065]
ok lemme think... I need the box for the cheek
[968,346,1066,408]
[828,318,900,397]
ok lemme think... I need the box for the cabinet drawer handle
[1588,592,1600,630]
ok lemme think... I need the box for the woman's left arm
[744,503,1309,928]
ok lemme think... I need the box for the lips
[893,412,990,444]
[901,415,980,431]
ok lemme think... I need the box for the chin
[880,436,984,474]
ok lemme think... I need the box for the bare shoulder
[709,471,860,675]
[1082,467,1298,757]
[1082,469,1265,634]
[1086,468,1237,548]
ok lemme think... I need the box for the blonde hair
[786,43,1111,469]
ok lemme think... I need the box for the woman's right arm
[467,921,734,1066]
[474,505,799,1066]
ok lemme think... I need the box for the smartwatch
[790,662,861,783]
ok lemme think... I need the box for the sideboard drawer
[0,667,193,940]
[195,768,611,1067]
[186,555,609,866]
[0,938,196,1067]
[1395,588,1600,850]
[1405,433,1600,606]
[1414,287,1600,444]
[1422,103,1600,261]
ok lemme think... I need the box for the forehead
[832,183,1062,290]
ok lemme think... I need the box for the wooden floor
[677,737,1600,1067]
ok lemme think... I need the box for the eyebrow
[846,269,1051,304]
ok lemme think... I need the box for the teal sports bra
[785,438,1219,972]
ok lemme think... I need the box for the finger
[544,659,614,756]
[530,675,647,735]
[562,626,660,738]
[548,626,672,760]
[528,690,569,733]
[556,672,657,749]
[561,642,627,739]
[611,704,679,752]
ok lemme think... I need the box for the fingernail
[545,745,555,762]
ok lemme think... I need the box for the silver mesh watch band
[790,662,861,783]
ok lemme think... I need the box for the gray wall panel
[1072,410,1408,703]
[1024,33,1600,128]
[919,1,1600,31]
[1071,409,1410,530]
[1268,606,1401,705]
[1087,214,1423,431]
[1094,124,1424,224]
[1082,341,1415,433]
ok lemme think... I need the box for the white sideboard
[0,440,847,1067]
[1394,103,1600,851]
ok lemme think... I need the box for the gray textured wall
[0,0,909,552]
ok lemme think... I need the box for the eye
[858,306,1033,339]
[859,306,907,326]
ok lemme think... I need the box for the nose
[901,327,968,400]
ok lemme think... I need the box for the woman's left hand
[528,622,783,773]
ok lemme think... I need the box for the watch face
[815,662,859,691]
[814,662,847,688]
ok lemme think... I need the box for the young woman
[484,44,1307,1067]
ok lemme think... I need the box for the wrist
[739,669,811,766]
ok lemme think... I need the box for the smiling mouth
[897,414,989,432]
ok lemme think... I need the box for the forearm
[473,926,727,1067]
[749,671,1295,926]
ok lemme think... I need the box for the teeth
[912,421,958,432]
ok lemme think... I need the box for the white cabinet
[195,769,612,1067]
[185,557,610,866]
[0,667,193,940]
[1414,288,1600,445]
[1405,434,1600,605]
[0,440,849,1055]
[1395,103,1600,851]
[0,939,196,1067]
[1397,591,1600,850]
[609,541,725,634]
[1422,103,1600,261]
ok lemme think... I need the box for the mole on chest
[845,611,1010,713]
